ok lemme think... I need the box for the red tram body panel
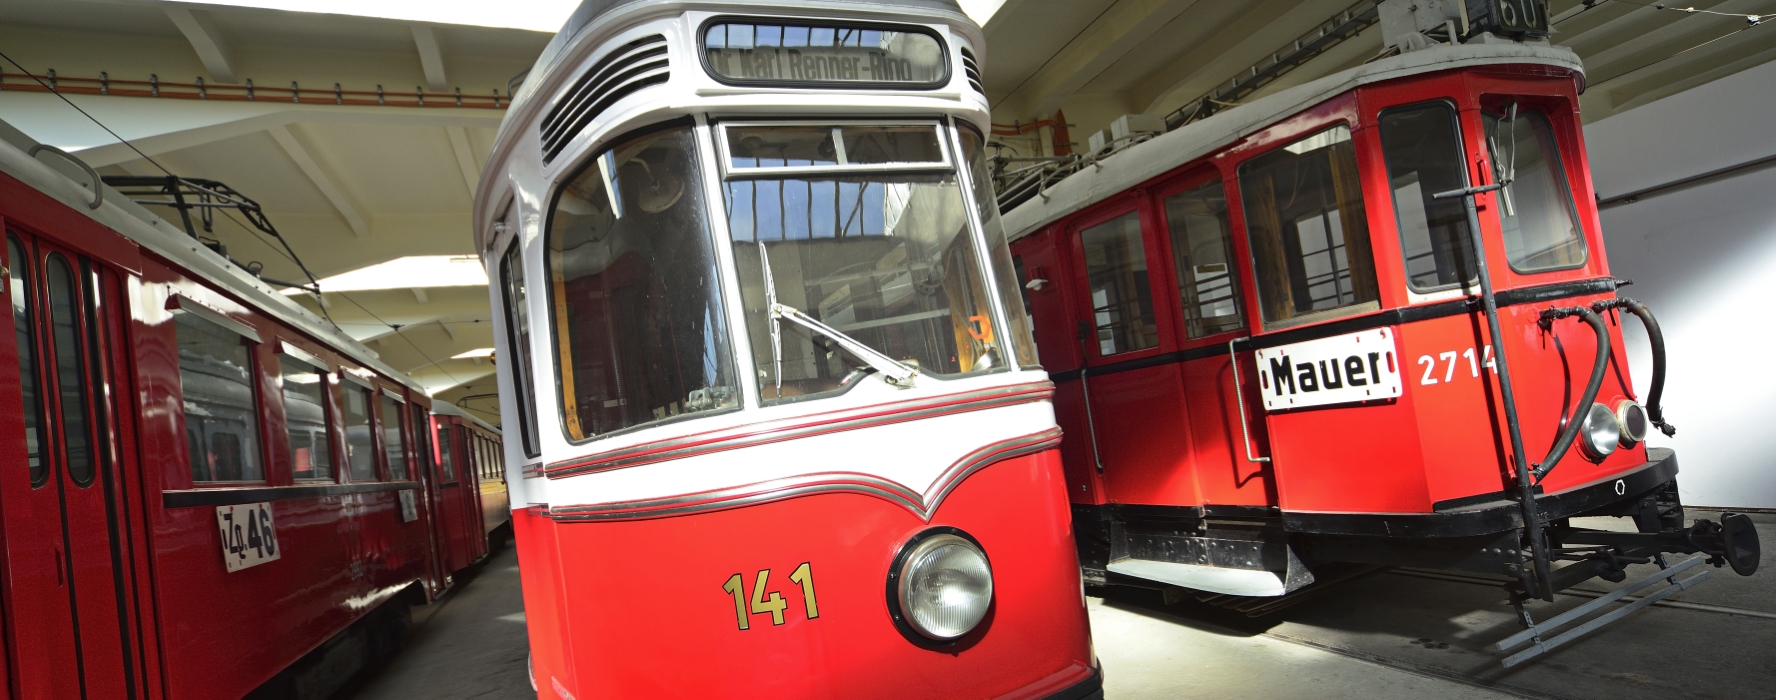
[1001,38,1757,620]
[0,117,509,697]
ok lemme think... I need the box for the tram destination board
[216,502,281,572]
[1255,328,1403,411]
[702,20,947,88]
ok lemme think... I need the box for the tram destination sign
[703,20,947,88]
[1255,328,1403,411]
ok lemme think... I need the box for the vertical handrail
[1433,180,1552,600]
[1228,338,1270,464]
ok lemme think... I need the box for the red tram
[999,13,1759,661]
[474,0,1097,697]
[0,121,508,696]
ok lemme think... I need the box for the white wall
[1584,60,1776,509]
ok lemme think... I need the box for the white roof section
[0,118,428,395]
[1001,42,1585,241]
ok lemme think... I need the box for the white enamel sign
[216,502,281,572]
[399,489,419,523]
[1255,328,1402,411]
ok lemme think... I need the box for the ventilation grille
[960,47,984,96]
[540,35,670,164]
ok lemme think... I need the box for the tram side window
[1163,181,1244,338]
[547,124,739,439]
[1239,125,1379,328]
[438,424,456,482]
[1381,103,1475,292]
[1487,109,1587,272]
[8,236,47,486]
[499,241,541,458]
[1078,213,1159,355]
[411,408,434,480]
[175,311,264,482]
[343,382,376,482]
[381,395,408,481]
[957,123,1040,369]
[279,355,332,480]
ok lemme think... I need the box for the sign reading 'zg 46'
[1255,328,1403,411]
[216,502,280,572]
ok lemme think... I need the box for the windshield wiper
[758,243,919,392]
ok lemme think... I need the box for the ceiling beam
[411,25,449,92]
[163,7,239,84]
[445,126,480,200]
[412,288,429,304]
[266,124,371,238]
[1003,0,1204,117]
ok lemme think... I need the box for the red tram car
[474,0,1098,696]
[999,20,1759,661]
[0,120,508,697]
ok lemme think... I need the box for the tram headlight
[1614,400,1650,448]
[891,529,993,641]
[1578,402,1620,460]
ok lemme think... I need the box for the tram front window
[722,122,999,404]
[547,123,739,442]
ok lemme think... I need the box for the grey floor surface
[344,513,1775,699]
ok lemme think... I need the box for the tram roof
[0,118,430,397]
[433,399,500,433]
[1001,42,1585,242]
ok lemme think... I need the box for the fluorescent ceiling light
[286,255,487,295]
[168,0,577,32]
[452,347,496,359]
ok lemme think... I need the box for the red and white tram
[998,7,1759,661]
[0,120,507,696]
[474,0,1097,696]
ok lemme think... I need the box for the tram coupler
[1557,513,1761,577]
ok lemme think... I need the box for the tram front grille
[540,34,670,164]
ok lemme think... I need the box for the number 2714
[722,563,818,630]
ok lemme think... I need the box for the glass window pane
[548,125,739,440]
[46,256,94,485]
[381,395,407,481]
[840,126,944,165]
[1380,103,1475,291]
[1239,125,1379,327]
[279,355,331,480]
[703,21,947,88]
[1163,181,1245,338]
[8,237,46,486]
[957,124,1039,368]
[438,424,456,482]
[1078,213,1158,355]
[727,126,839,168]
[728,172,998,403]
[175,311,263,482]
[499,243,540,458]
[343,384,375,481]
[411,407,433,477]
[1488,109,1587,272]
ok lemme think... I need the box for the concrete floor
[343,513,1776,700]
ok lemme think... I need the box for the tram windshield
[722,122,1002,404]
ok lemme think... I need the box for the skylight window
[286,255,488,295]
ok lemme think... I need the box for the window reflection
[1163,181,1244,337]
[1488,109,1586,272]
[279,355,331,480]
[1078,213,1158,355]
[1240,125,1379,327]
[175,311,263,482]
[1381,103,1475,291]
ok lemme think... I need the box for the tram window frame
[698,16,950,91]
[1159,177,1246,339]
[1483,105,1589,274]
[1237,123,1381,330]
[717,121,953,178]
[340,372,378,483]
[277,344,335,482]
[1075,210,1161,357]
[380,390,409,482]
[543,118,743,444]
[498,238,541,459]
[7,234,49,487]
[411,405,435,482]
[438,423,457,484]
[171,296,268,485]
[1379,101,1477,293]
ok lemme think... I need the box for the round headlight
[892,531,993,641]
[1578,402,1620,460]
[1615,400,1649,448]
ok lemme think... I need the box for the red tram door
[0,232,140,699]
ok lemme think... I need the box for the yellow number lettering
[749,568,788,626]
[789,562,819,619]
[722,573,749,630]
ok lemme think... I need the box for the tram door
[0,233,139,699]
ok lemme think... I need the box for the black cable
[1589,22,1762,88]
[330,291,468,388]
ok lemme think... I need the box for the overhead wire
[0,48,470,389]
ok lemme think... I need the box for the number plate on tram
[216,502,281,572]
[1255,328,1402,411]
